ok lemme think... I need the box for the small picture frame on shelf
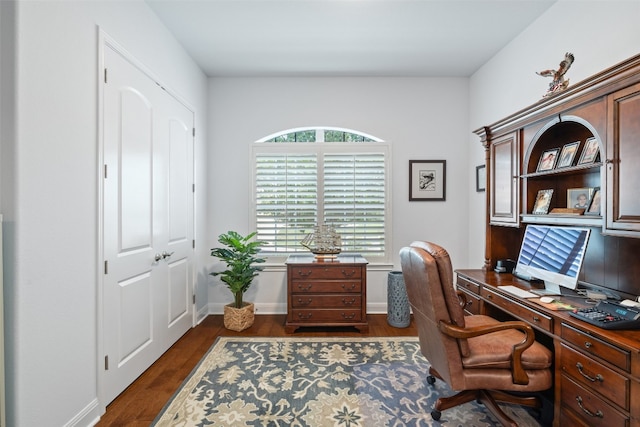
[577,137,600,165]
[532,189,554,214]
[585,187,601,215]
[556,141,580,168]
[537,148,560,172]
[567,187,593,210]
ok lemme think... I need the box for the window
[252,128,390,263]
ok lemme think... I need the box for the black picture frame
[409,160,446,201]
[557,141,580,168]
[476,164,486,192]
[585,187,601,215]
[537,148,560,172]
[577,137,600,165]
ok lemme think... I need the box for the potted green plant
[210,230,267,331]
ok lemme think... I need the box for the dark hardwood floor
[96,314,417,426]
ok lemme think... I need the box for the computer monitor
[513,225,591,295]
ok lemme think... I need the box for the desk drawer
[560,344,629,409]
[289,266,362,280]
[559,406,594,427]
[291,281,362,293]
[458,288,481,315]
[561,324,630,372]
[481,288,553,333]
[291,294,362,308]
[290,309,362,323]
[561,375,629,427]
[457,276,480,296]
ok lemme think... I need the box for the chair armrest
[438,320,535,385]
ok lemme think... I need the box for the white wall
[3,0,638,425]
[467,0,640,266]
[3,2,208,426]
[207,77,470,313]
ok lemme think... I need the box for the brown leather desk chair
[399,242,552,427]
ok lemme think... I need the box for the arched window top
[257,127,384,143]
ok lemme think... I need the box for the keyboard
[497,285,538,299]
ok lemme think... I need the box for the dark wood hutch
[476,53,640,298]
[460,54,640,426]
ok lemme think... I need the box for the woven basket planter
[223,302,255,331]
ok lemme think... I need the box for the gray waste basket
[387,271,410,328]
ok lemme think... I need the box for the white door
[102,44,194,404]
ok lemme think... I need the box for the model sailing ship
[300,224,342,258]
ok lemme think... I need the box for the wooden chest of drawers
[285,255,368,333]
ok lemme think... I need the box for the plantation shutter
[255,153,318,253]
[323,153,386,255]
[252,136,389,262]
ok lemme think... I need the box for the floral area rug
[152,337,542,426]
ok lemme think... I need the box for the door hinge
[192,128,196,137]
[192,183,195,193]
[104,164,108,179]
[105,355,109,370]
[192,294,196,304]
[104,260,108,275]
[192,240,195,249]
[104,68,107,84]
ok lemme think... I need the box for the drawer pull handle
[341,284,356,290]
[576,396,604,418]
[297,270,313,277]
[342,298,356,305]
[486,294,493,299]
[297,313,312,319]
[576,362,604,383]
[297,284,312,291]
[584,341,593,349]
[341,312,356,319]
[297,298,313,305]
[532,316,540,323]
[341,269,356,277]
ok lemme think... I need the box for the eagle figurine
[537,52,575,97]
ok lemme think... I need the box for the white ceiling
[145,0,556,77]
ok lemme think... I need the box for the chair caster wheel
[431,410,441,420]
[427,375,436,385]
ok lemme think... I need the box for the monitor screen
[514,225,591,291]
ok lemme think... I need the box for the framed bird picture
[409,160,446,201]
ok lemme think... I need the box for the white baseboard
[64,398,100,427]
[206,302,288,315]
[366,302,388,314]
[196,304,209,324]
[204,302,390,315]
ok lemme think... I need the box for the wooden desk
[456,269,640,427]
[285,255,368,333]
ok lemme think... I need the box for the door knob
[154,253,163,262]
[162,251,174,259]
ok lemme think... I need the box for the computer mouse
[540,296,555,304]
